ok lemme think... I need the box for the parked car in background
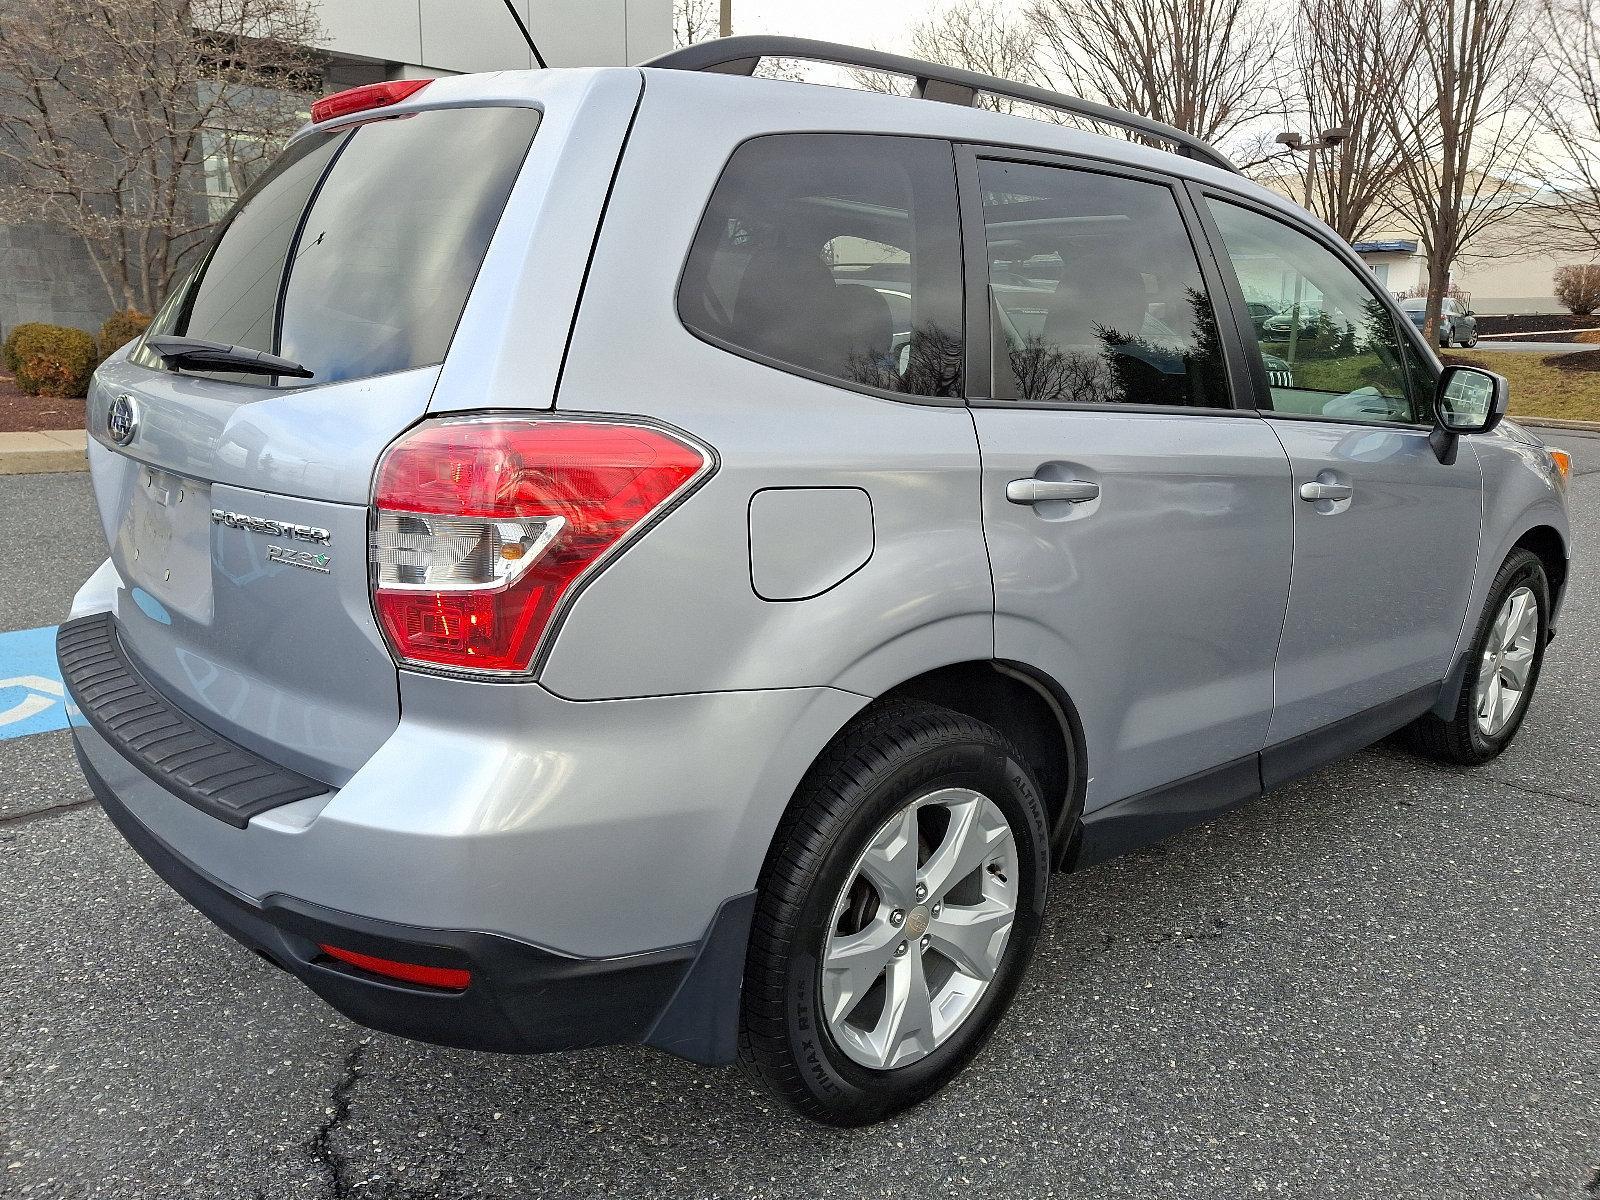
[1401,296,1479,347]
[59,37,1571,1128]
[1246,300,1283,334]
[1261,304,1326,338]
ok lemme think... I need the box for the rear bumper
[76,735,719,1053]
[59,601,861,1062]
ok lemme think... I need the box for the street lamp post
[1275,127,1350,216]
[1274,127,1350,364]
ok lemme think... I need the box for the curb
[0,429,88,475]
[1516,417,1600,434]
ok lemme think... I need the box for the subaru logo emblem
[107,394,138,446]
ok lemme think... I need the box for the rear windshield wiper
[144,334,314,379]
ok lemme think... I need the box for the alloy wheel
[820,787,1020,1070]
[1474,585,1539,737]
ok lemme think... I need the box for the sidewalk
[0,429,87,474]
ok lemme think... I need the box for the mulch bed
[0,372,85,432]
[1549,347,1600,373]
[1476,313,1600,338]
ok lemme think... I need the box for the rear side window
[678,134,964,398]
[980,160,1230,408]
[142,107,540,386]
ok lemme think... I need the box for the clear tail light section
[371,418,710,674]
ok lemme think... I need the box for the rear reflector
[318,944,471,991]
[371,418,710,675]
[311,79,431,124]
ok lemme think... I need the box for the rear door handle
[1007,478,1100,505]
[1299,481,1353,502]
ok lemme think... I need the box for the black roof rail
[643,36,1239,176]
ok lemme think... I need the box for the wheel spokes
[1477,672,1503,731]
[1495,672,1521,728]
[1500,644,1534,689]
[822,918,901,1025]
[919,794,1012,900]
[926,897,1014,983]
[856,806,919,908]
[1500,591,1529,652]
[875,946,937,1068]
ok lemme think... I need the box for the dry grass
[1444,349,1600,423]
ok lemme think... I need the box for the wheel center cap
[905,905,931,937]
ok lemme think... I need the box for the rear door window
[979,160,1231,408]
[141,106,540,387]
[678,134,964,398]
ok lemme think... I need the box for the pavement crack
[0,799,95,828]
[1482,773,1599,812]
[308,1038,369,1198]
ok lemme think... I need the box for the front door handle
[1007,478,1100,505]
[1299,481,1353,503]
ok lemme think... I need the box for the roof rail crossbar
[644,36,1239,175]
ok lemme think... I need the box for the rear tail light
[371,418,710,674]
[310,79,431,124]
[318,944,470,991]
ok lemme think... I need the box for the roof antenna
[500,0,548,68]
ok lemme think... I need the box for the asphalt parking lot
[3,437,1597,1199]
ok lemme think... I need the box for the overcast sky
[730,0,1023,54]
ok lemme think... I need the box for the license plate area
[114,465,213,623]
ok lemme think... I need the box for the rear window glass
[140,106,539,386]
[678,134,964,398]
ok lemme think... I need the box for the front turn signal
[1548,447,1571,481]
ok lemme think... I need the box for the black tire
[1408,549,1550,764]
[1439,324,1454,348]
[1464,332,1478,348]
[738,701,1052,1126]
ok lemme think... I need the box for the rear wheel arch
[862,660,1087,868]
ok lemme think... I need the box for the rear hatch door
[83,73,638,784]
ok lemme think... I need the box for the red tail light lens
[318,944,470,991]
[311,79,431,124]
[371,418,709,674]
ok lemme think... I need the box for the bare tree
[1527,0,1600,256]
[908,0,1051,105]
[0,0,322,314]
[843,1,1043,108]
[1287,0,1417,241]
[1026,0,1285,144]
[673,0,719,48]
[1384,0,1539,339]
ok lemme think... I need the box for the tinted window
[980,161,1229,407]
[146,107,539,386]
[679,135,963,397]
[1206,199,1424,424]
[169,132,343,355]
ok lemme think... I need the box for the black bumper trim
[74,736,735,1058]
[57,613,323,828]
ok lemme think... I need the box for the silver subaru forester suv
[61,38,1572,1125]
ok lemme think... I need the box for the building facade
[0,0,670,335]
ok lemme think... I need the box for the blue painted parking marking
[0,625,74,740]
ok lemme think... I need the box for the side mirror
[1429,364,1509,463]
